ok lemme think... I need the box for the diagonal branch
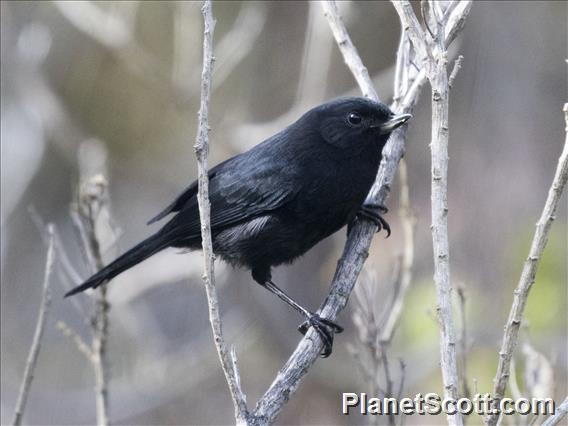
[321,1,379,101]
[542,397,568,426]
[192,1,249,423]
[487,105,568,426]
[12,225,56,426]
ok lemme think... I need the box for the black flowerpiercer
[65,97,411,357]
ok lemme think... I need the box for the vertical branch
[11,225,56,426]
[391,2,470,425]
[429,53,461,423]
[92,286,109,426]
[192,1,249,423]
[75,174,112,426]
[379,159,416,343]
[487,105,568,426]
[456,284,471,400]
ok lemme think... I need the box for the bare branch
[75,173,112,426]
[52,0,192,105]
[229,346,247,408]
[542,397,568,426]
[12,225,56,426]
[28,209,89,320]
[295,1,334,104]
[392,1,431,66]
[487,104,568,426]
[56,320,93,361]
[456,284,471,400]
[392,3,473,426]
[192,2,248,423]
[448,55,464,89]
[444,1,472,46]
[213,3,267,91]
[394,29,410,102]
[508,359,523,402]
[379,345,396,426]
[321,0,380,101]
[379,159,416,344]
[421,0,437,40]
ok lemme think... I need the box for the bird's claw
[298,314,343,358]
[357,203,391,237]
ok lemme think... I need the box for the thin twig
[229,346,247,408]
[542,397,568,426]
[28,209,89,319]
[487,105,568,426]
[456,284,471,400]
[396,360,407,401]
[379,159,416,344]
[249,2,471,423]
[393,29,409,103]
[379,345,396,426]
[12,225,56,426]
[448,55,464,89]
[193,1,249,423]
[56,320,93,361]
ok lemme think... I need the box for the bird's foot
[358,203,391,237]
[298,314,344,358]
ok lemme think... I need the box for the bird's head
[313,97,411,152]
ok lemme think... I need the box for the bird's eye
[347,112,362,126]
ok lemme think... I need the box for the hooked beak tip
[379,113,412,134]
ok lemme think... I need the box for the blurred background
[1,1,566,425]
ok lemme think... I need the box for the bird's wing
[147,182,198,225]
[207,164,297,229]
[154,151,298,238]
[147,158,231,225]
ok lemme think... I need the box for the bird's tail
[64,231,172,297]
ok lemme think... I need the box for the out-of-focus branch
[11,225,55,426]
[56,320,93,361]
[73,173,112,426]
[542,397,568,426]
[212,3,267,91]
[349,268,407,426]
[28,210,90,321]
[249,1,470,423]
[52,0,192,105]
[295,1,334,104]
[321,0,380,101]
[192,2,248,423]
[379,159,416,344]
[487,104,568,426]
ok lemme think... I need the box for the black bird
[65,97,411,357]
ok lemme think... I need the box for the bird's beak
[378,113,412,135]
